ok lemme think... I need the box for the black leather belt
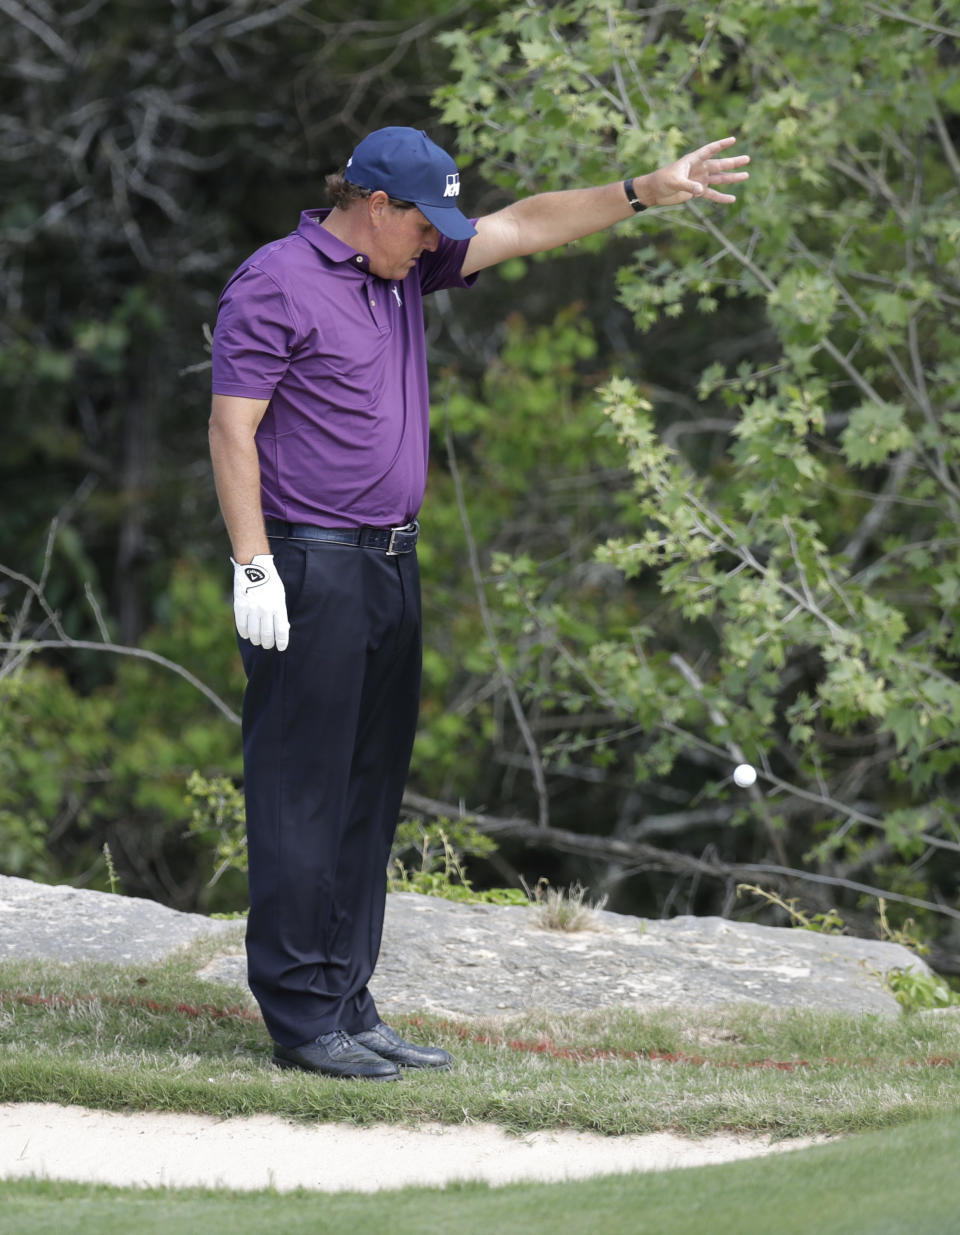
[265,518,419,555]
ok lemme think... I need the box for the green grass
[2,1112,960,1234]
[1,942,959,1140]
[3,941,960,1232]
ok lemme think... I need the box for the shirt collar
[297,208,371,272]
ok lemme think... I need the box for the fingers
[243,607,265,648]
[702,170,749,204]
[236,605,289,651]
[668,140,749,203]
[677,175,745,200]
[275,610,290,653]
[698,152,749,204]
[693,135,739,160]
[258,611,276,651]
[704,155,751,173]
[706,171,750,185]
[234,599,265,647]
[233,560,289,650]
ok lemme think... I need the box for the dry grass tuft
[529,880,609,931]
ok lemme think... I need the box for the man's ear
[368,190,390,228]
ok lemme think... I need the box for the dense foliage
[431,0,960,957]
[3,1,959,966]
[0,0,491,906]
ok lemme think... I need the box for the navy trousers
[239,533,422,1046]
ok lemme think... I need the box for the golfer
[209,126,748,1080]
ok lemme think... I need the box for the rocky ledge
[0,875,931,1019]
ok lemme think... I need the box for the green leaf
[841,402,913,468]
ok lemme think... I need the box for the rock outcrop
[1,875,930,1018]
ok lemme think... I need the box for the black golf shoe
[273,1029,401,1080]
[353,1021,454,1070]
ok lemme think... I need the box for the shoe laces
[317,1029,356,1055]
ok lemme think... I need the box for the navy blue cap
[343,127,476,241]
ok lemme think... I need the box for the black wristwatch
[623,178,647,213]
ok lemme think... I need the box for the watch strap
[624,177,647,213]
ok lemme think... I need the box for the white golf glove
[231,554,290,651]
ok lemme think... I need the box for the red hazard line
[1,989,262,1023]
[5,992,959,1072]
[404,1015,960,1072]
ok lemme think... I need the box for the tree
[6,0,960,965]
[0,0,480,647]
[426,0,960,955]
[0,0,496,900]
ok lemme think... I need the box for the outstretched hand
[640,136,750,207]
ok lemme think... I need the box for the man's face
[369,203,440,281]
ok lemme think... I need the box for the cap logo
[443,173,460,199]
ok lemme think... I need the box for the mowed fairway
[2,1112,960,1235]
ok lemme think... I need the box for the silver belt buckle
[386,520,417,556]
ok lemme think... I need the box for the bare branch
[669,651,788,864]
[443,409,551,829]
[674,0,724,93]
[0,638,240,726]
[0,562,69,655]
[0,0,72,60]
[864,3,960,39]
[401,789,960,923]
[605,8,641,129]
[83,582,111,642]
[1,186,92,245]
[930,94,960,191]
[840,450,916,565]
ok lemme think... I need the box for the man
[209,126,748,1080]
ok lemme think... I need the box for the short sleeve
[418,227,480,297]
[211,265,299,399]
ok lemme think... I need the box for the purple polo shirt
[212,209,477,527]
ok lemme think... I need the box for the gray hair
[325,171,415,212]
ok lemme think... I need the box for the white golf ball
[733,763,757,788]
